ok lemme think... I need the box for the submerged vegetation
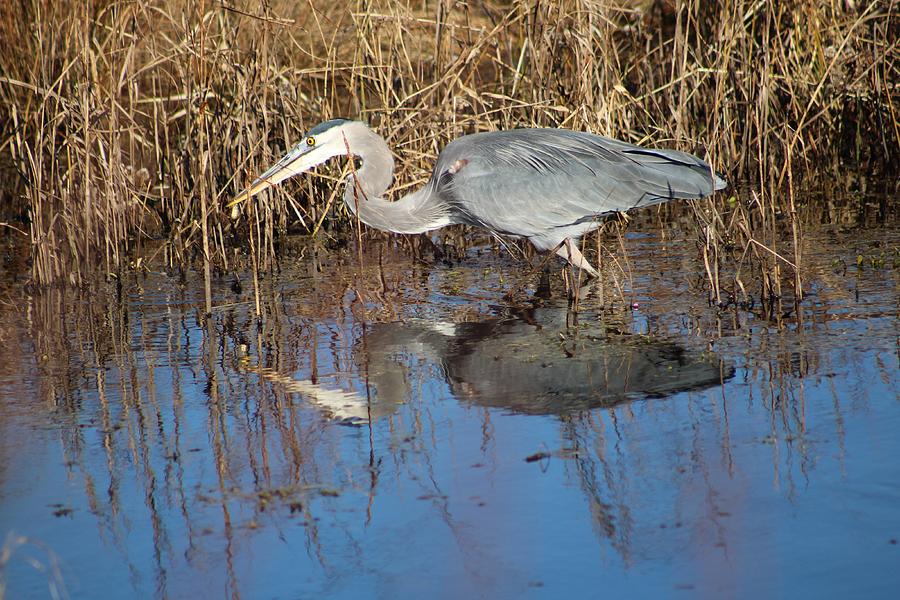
[0,0,896,298]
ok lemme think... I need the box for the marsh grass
[0,0,896,307]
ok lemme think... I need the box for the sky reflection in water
[0,202,898,599]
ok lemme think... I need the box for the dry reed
[0,0,896,299]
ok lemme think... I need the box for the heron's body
[234,119,725,276]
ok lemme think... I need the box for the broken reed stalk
[0,0,895,300]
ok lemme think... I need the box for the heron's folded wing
[434,128,722,241]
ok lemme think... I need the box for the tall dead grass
[0,0,896,293]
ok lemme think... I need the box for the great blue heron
[233,119,726,276]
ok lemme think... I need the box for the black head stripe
[308,119,351,136]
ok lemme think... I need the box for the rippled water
[1,198,898,598]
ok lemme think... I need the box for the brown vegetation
[0,0,896,296]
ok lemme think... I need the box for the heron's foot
[534,269,552,299]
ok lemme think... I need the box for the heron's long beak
[228,140,323,210]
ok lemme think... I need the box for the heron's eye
[306,136,316,146]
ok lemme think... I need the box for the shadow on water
[0,192,897,598]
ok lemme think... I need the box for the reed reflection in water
[0,199,898,598]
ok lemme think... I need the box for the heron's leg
[557,238,599,278]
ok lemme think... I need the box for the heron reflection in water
[271,307,732,422]
[359,308,733,416]
[232,119,725,276]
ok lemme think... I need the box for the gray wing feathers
[433,129,724,243]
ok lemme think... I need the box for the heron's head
[230,119,370,207]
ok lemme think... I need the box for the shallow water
[1,199,898,598]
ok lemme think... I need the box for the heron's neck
[342,133,452,235]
